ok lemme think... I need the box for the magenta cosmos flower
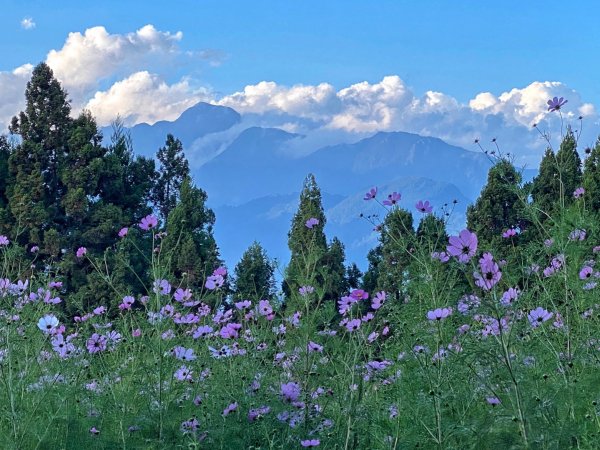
[364,187,377,200]
[139,214,158,231]
[447,229,478,263]
[547,96,568,112]
[383,192,401,206]
[76,247,87,258]
[415,200,433,214]
[305,217,319,229]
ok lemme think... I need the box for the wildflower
[118,227,128,238]
[174,288,192,303]
[301,439,321,447]
[205,274,224,290]
[474,252,502,291]
[305,217,319,229]
[174,365,193,381]
[580,266,594,280]
[427,308,452,321]
[345,318,362,332]
[415,200,433,213]
[193,325,213,339]
[547,96,568,112]
[528,307,553,328]
[368,331,379,343]
[544,238,554,247]
[180,417,199,434]
[38,315,59,333]
[89,427,100,435]
[248,406,271,422]
[172,346,197,361]
[447,229,478,263]
[258,299,273,316]
[119,295,135,310]
[281,382,301,402]
[500,287,520,306]
[371,291,386,310]
[486,397,501,406]
[383,192,401,206]
[502,228,517,238]
[299,285,315,296]
[573,187,585,199]
[132,329,141,337]
[222,402,238,416]
[431,251,450,263]
[457,294,480,314]
[86,334,107,353]
[308,341,323,353]
[30,245,39,253]
[76,247,87,258]
[235,300,251,309]
[364,187,377,200]
[139,214,158,230]
[569,229,586,241]
[153,279,171,295]
[0,235,9,246]
[350,289,369,300]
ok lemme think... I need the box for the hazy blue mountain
[115,101,535,273]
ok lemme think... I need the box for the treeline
[2,63,600,314]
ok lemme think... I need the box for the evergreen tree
[233,241,276,301]
[8,62,72,245]
[0,136,11,234]
[376,208,415,301]
[466,159,525,248]
[583,138,600,213]
[162,177,220,289]
[531,130,582,218]
[152,134,190,221]
[283,174,327,299]
[416,213,448,251]
[362,246,382,294]
[346,263,362,290]
[322,237,348,301]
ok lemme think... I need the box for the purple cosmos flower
[383,192,401,206]
[118,227,128,238]
[502,228,518,238]
[220,323,242,339]
[281,382,301,402]
[345,318,362,332]
[307,341,323,352]
[415,200,433,213]
[174,365,193,381]
[89,427,100,435]
[180,417,199,434]
[569,229,586,241]
[192,325,213,339]
[87,333,107,354]
[298,285,315,296]
[457,294,480,314]
[248,406,271,422]
[172,346,196,361]
[427,307,452,321]
[30,245,39,253]
[474,252,502,291]
[447,229,478,263]
[153,279,171,295]
[235,300,251,310]
[305,217,319,229]
[205,274,224,290]
[222,402,238,416]
[371,291,386,310]
[431,251,450,263]
[364,187,377,200]
[573,187,585,199]
[486,397,501,406]
[580,266,594,280]
[500,287,520,306]
[0,235,9,246]
[76,247,87,258]
[350,289,369,300]
[301,439,321,447]
[139,214,158,231]
[528,307,553,328]
[258,299,273,316]
[547,96,568,112]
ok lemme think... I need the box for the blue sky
[2,0,599,103]
[1,0,599,161]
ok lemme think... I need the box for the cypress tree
[152,134,190,221]
[346,263,362,290]
[321,237,348,301]
[0,136,12,235]
[362,245,382,294]
[466,159,525,248]
[283,173,327,298]
[416,213,448,251]
[233,241,276,301]
[583,138,600,213]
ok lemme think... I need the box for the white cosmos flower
[38,314,59,333]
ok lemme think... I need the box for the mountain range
[102,102,536,275]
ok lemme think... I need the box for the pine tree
[322,237,348,301]
[466,159,525,248]
[583,138,600,213]
[283,174,327,298]
[531,130,582,218]
[8,63,72,245]
[162,177,220,288]
[233,241,276,301]
[152,134,190,221]
[376,208,415,301]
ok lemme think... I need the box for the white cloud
[46,25,183,98]
[0,64,33,131]
[85,71,211,126]
[21,17,35,30]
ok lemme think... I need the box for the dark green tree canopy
[583,138,600,213]
[233,241,276,301]
[152,134,190,221]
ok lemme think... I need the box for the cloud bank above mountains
[0,24,597,163]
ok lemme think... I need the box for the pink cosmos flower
[415,200,433,213]
[76,247,87,258]
[139,214,158,231]
[383,192,401,206]
[364,187,377,200]
[118,227,128,238]
[447,229,478,263]
[502,228,517,238]
[573,187,585,199]
[0,235,9,246]
[371,291,386,310]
